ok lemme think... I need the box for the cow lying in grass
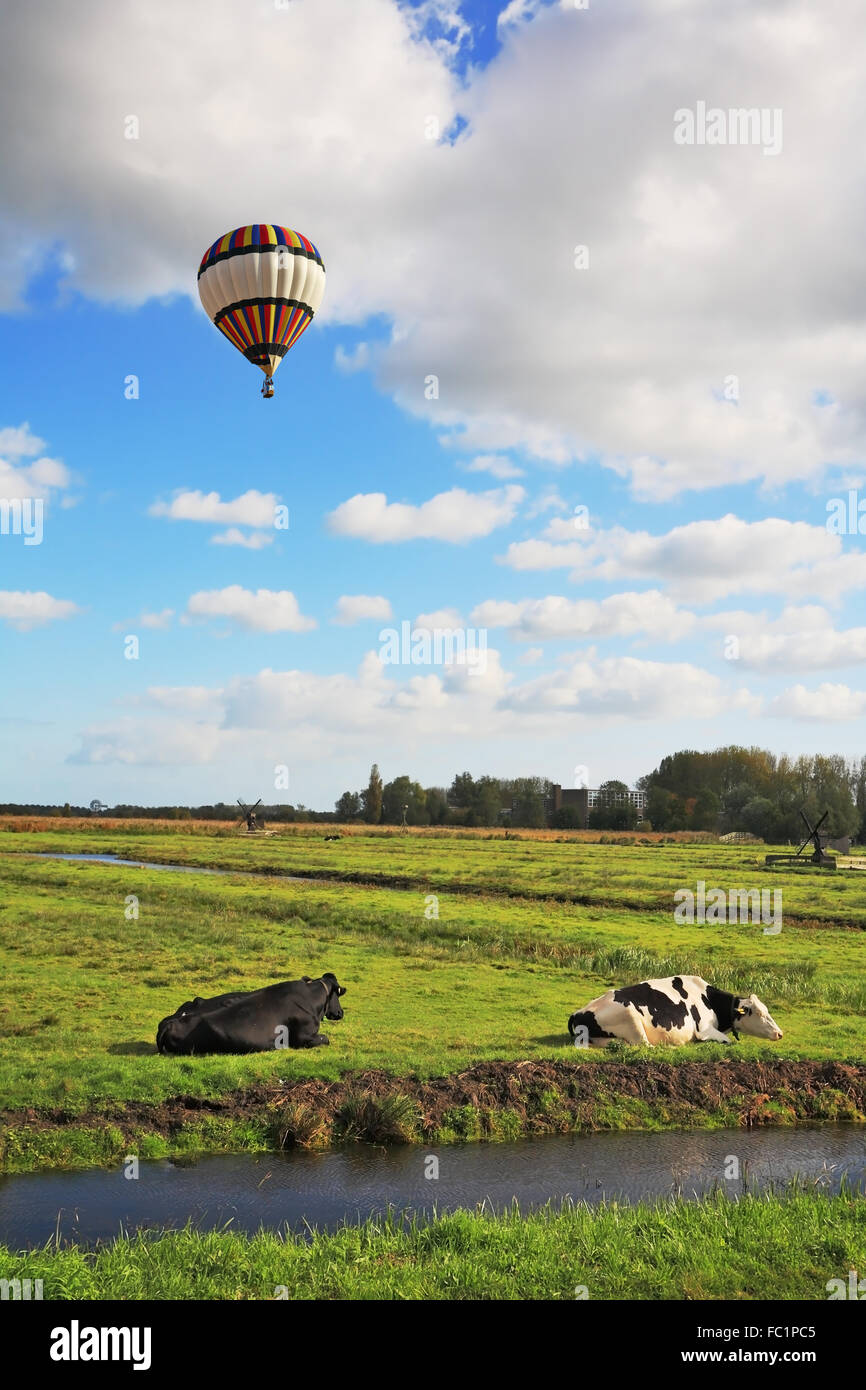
[157,974,346,1055]
[567,974,783,1048]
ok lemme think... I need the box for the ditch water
[1,1126,864,1251]
[27,853,227,874]
[18,851,327,884]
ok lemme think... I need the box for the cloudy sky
[1,0,864,809]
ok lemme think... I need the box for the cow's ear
[337,986,346,996]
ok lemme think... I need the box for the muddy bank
[2,1058,864,1172]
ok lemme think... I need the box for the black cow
[156,974,346,1055]
[165,978,314,1021]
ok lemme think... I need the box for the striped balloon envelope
[197,224,326,396]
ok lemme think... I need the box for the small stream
[26,853,231,875]
[1,1126,863,1251]
[12,851,337,886]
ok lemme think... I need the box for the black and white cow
[567,975,783,1048]
[156,974,346,1055]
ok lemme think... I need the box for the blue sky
[1,0,865,809]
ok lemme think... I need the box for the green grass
[2,1191,864,1299]
[5,824,866,924]
[3,826,865,1301]
[1,828,865,1173]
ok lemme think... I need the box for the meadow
[1,821,864,1299]
[1,822,864,1161]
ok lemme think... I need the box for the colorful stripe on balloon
[198,224,324,278]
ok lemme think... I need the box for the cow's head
[174,998,203,1017]
[734,994,783,1041]
[156,1012,190,1053]
[320,972,346,1021]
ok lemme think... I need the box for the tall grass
[1,1190,863,1300]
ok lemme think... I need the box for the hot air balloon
[197,224,326,398]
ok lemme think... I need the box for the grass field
[1,1191,864,1300]
[1,821,864,1298]
[1,823,865,1153]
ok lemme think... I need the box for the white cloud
[68,645,761,769]
[402,0,473,61]
[150,490,279,528]
[768,683,866,721]
[502,656,760,720]
[185,586,316,633]
[526,487,569,519]
[471,590,697,642]
[0,422,72,502]
[333,594,393,625]
[140,609,174,630]
[9,2,864,495]
[0,590,80,630]
[211,528,274,549]
[0,424,44,459]
[497,0,545,31]
[502,514,866,604]
[335,343,371,373]
[69,718,223,766]
[414,607,464,628]
[705,605,866,672]
[460,454,525,480]
[327,484,524,542]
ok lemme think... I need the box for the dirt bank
[2,1058,864,1170]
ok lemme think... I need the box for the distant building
[549,784,647,829]
[827,835,850,855]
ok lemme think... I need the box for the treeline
[638,747,866,841]
[0,802,330,823]
[335,768,554,828]
[5,745,865,840]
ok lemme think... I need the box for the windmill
[765,808,837,870]
[236,798,263,834]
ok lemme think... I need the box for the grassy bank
[2,1191,864,1299]
[4,1056,865,1174]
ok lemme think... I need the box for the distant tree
[551,805,583,829]
[740,796,777,841]
[471,776,504,827]
[588,781,638,831]
[720,780,759,830]
[449,771,475,810]
[335,790,361,821]
[691,787,720,831]
[382,775,428,824]
[854,755,866,844]
[646,785,673,831]
[508,777,549,828]
[361,764,383,825]
[424,787,450,825]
